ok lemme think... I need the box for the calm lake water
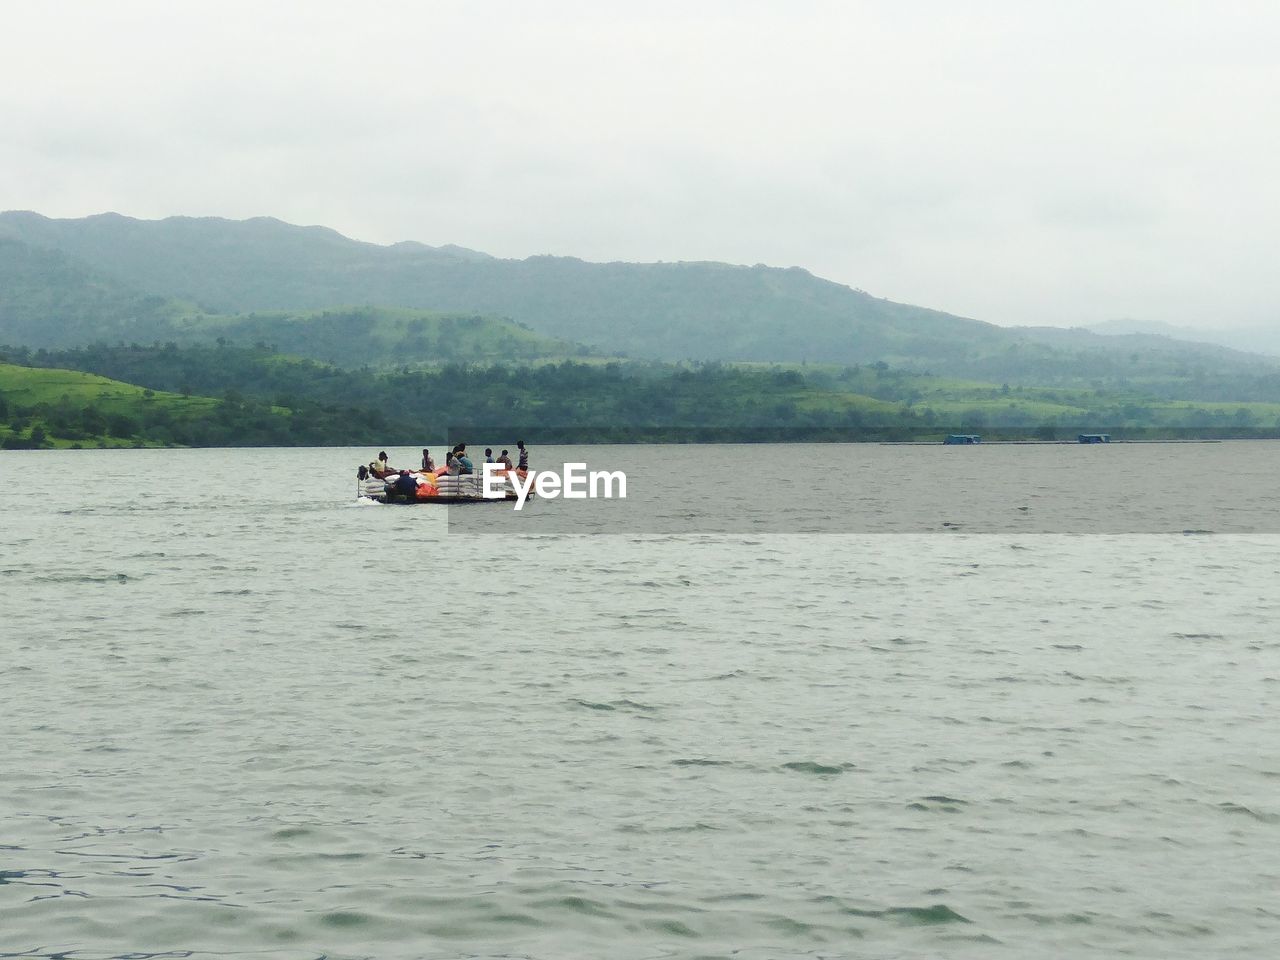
[3,444,1280,959]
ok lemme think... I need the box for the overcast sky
[2,1,1277,329]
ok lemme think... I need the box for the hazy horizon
[4,1,1277,331]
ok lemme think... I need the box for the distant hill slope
[0,236,184,347]
[0,359,208,410]
[0,358,405,448]
[0,210,492,307]
[0,236,588,365]
[0,210,1007,363]
[190,307,591,366]
[0,359,217,447]
[2,211,1277,391]
[1088,318,1280,357]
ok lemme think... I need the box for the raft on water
[358,469,525,504]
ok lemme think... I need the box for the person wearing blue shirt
[453,443,474,475]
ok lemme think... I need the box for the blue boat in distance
[944,434,982,444]
[1077,433,1111,443]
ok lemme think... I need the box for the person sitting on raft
[446,443,474,475]
[370,451,393,478]
[421,448,435,472]
[498,449,514,470]
[389,470,418,497]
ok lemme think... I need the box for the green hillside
[0,361,213,410]
[192,306,591,366]
[3,211,1280,400]
[0,237,185,347]
[0,360,389,448]
[0,346,953,447]
[7,344,1280,449]
[0,210,492,315]
[0,211,1003,364]
[0,236,587,366]
[0,361,213,447]
[0,211,1198,369]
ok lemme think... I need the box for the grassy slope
[0,361,217,412]
[0,362,229,447]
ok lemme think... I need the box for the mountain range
[1,210,1277,395]
[1087,318,1280,358]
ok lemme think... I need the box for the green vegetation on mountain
[5,344,1279,450]
[1,345,912,447]
[3,209,1280,449]
[0,213,998,365]
[0,237,185,347]
[0,359,383,448]
[5,211,1277,396]
[193,306,591,366]
[0,236,586,365]
[0,361,205,447]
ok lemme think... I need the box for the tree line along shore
[5,342,1280,449]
